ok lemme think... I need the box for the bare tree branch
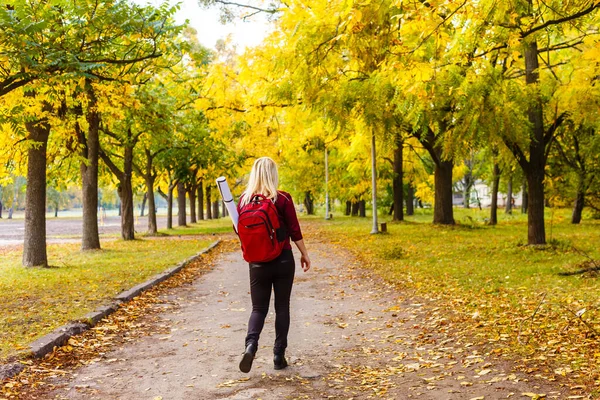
[210,0,280,14]
[521,3,600,38]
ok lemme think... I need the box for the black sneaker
[239,343,257,373]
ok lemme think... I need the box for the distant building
[453,180,522,208]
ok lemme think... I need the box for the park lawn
[0,234,214,360]
[314,207,600,386]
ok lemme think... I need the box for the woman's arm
[279,192,310,272]
[293,239,311,272]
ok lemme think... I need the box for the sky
[135,0,273,51]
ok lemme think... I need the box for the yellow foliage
[414,175,435,205]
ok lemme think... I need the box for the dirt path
[38,241,566,400]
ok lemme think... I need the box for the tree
[552,123,600,223]
[199,0,600,245]
[22,91,52,266]
[75,2,183,247]
[1,0,184,265]
[463,0,600,243]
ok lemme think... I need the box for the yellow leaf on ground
[521,393,546,399]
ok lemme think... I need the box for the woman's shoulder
[276,190,293,203]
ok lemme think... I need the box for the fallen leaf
[521,393,546,399]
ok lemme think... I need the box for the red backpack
[237,194,286,263]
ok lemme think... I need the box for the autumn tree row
[201,0,600,245]
[0,0,240,267]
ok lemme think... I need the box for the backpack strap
[250,194,268,203]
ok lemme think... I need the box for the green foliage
[0,0,184,96]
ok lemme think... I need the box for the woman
[237,157,311,373]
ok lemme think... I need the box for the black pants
[245,249,295,354]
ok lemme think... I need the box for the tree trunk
[54,206,58,218]
[463,165,473,209]
[433,160,455,224]
[146,176,157,234]
[392,135,404,221]
[22,102,51,267]
[406,184,415,216]
[80,85,101,250]
[370,131,379,233]
[140,149,158,234]
[177,182,186,226]
[505,175,513,214]
[212,201,220,219]
[197,180,204,221]
[463,177,471,209]
[0,200,3,218]
[419,126,455,225]
[140,192,147,217]
[345,201,351,216]
[522,178,528,214]
[118,146,135,240]
[359,200,366,217]
[206,185,212,219]
[222,200,227,217]
[167,184,174,229]
[189,188,197,223]
[526,170,546,244]
[489,163,500,225]
[351,201,359,216]
[303,191,314,215]
[571,172,585,224]
[523,39,546,245]
[324,146,331,220]
[97,126,138,241]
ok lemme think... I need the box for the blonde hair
[240,157,279,207]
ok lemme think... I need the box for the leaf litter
[1,240,230,399]
[2,225,597,399]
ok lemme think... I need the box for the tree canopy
[1,0,600,267]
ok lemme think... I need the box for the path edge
[0,239,221,381]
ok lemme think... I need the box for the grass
[0,219,228,360]
[312,206,600,384]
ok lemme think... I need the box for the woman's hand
[300,254,311,272]
[293,239,311,272]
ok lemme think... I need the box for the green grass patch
[313,207,600,379]
[0,235,214,360]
